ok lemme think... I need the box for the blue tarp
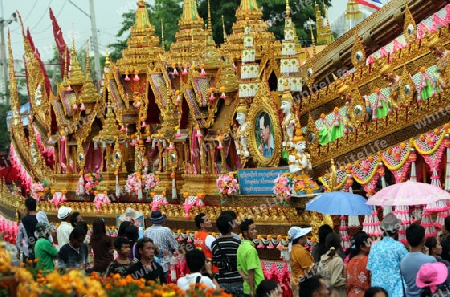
[6,102,30,130]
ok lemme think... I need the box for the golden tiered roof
[315,4,333,45]
[221,0,275,60]
[116,0,161,73]
[170,0,209,65]
[68,39,84,85]
[79,42,99,111]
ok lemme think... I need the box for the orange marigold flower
[113,273,121,281]
[19,262,25,267]
[27,260,32,264]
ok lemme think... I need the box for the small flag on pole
[355,0,384,10]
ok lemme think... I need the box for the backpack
[216,241,235,273]
[22,215,38,260]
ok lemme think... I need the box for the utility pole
[0,0,8,105]
[89,0,101,87]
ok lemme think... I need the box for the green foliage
[0,104,11,152]
[111,0,334,59]
[197,0,239,45]
[150,0,182,51]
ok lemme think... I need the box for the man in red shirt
[194,213,218,272]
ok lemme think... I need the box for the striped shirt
[211,236,242,284]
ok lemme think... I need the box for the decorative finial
[221,15,227,42]
[105,48,110,67]
[160,19,164,49]
[85,38,90,77]
[293,125,305,143]
[309,20,316,56]
[286,0,291,17]
[207,0,213,40]
[330,158,337,191]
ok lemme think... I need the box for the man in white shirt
[177,249,219,291]
[144,210,179,280]
[56,206,73,250]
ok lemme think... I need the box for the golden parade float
[1,0,450,266]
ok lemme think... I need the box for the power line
[32,0,68,35]
[67,0,90,18]
[29,0,54,32]
[11,0,39,33]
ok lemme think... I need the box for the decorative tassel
[115,174,120,198]
[220,86,226,99]
[120,125,126,131]
[138,188,143,200]
[125,71,130,81]
[80,102,85,111]
[348,216,360,227]
[134,100,141,108]
[431,168,441,187]
[208,88,215,101]
[66,81,73,92]
[410,155,417,182]
[133,70,140,82]
[172,176,177,199]
[445,140,450,190]
[72,101,78,110]
[172,65,178,76]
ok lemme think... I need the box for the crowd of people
[13,197,450,296]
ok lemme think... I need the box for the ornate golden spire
[309,21,316,56]
[171,0,207,63]
[181,0,200,22]
[161,19,165,48]
[222,15,227,42]
[79,39,98,106]
[68,36,84,85]
[240,0,259,11]
[207,0,213,41]
[7,29,21,118]
[85,38,90,75]
[286,0,291,17]
[116,0,160,73]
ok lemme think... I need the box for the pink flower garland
[273,175,292,205]
[216,173,239,197]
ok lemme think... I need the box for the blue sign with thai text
[237,167,289,195]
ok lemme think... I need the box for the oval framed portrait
[246,82,281,167]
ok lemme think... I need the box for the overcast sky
[4,0,348,62]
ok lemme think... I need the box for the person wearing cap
[416,262,449,296]
[288,226,314,296]
[16,198,38,263]
[34,222,58,274]
[237,219,264,297]
[57,206,73,250]
[401,223,437,297]
[119,208,143,228]
[143,210,179,281]
[367,213,408,297]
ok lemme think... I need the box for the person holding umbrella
[367,213,408,297]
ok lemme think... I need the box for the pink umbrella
[367,180,450,206]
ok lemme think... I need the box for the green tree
[197,0,239,45]
[198,0,331,47]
